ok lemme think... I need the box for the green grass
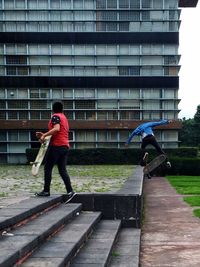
[183,196,200,206]
[166,175,200,218]
[166,176,200,194]
[193,209,200,218]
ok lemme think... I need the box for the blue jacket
[126,120,169,145]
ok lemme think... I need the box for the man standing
[35,101,74,197]
[125,120,172,168]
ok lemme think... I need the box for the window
[107,0,117,8]
[142,11,150,21]
[8,100,28,109]
[75,100,95,109]
[8,111,18,119]
[30,101,49,109]
[164,56,177,65]
[75,111,85,120]
[0,89,5,99]
[130,0,140,8]
[119,67,140,76]
[6,56,27,65]
[0,100,6,109]
[96,0,106,8]
[142,0,151,8]
[119,100,140,109]
[63,100,73,109]
[98,100,117,109]
[119,11,140,21]
[19,111,29,120]
[119,0,129,8]
[100,11,117,21]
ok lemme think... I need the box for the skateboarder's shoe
[144,173,151,179]
[166,161,171,168]
[67,191,75,198]
[35,190,50,197]
[140,152,149,166]
[65,191,76,204]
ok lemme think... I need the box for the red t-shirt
[48,113,70,147]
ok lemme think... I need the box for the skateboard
[31,136,51,176]
[143,154,167,176]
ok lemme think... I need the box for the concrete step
[0,203,82,267]
[0,195,63,231]
[21,211,102,267]
[108,228,141,267]
[70,220,121,267]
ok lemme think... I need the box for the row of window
[0,129,178,144]
[0,99,178,109]
[0,44,178,56]
[2,55,179,65]
[0,88,178,99]
[1,65,179,76]
[0,110,178,120]
[0,10,180,21]
[0,21,179,32]
[0,0,178,10]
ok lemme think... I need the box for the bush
[26,147,198,165]
[167,157,200,176]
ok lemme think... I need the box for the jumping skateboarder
[125,119,172,168]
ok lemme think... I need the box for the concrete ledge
[63,166,144,228]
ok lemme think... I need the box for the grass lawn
[166,176,200,194]
[166,175,200,218]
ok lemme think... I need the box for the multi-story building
[0,0,197,164]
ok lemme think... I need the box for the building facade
[0,0,197,164]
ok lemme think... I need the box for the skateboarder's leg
[140,139,149,166]
[149,137,171,168]
[43,148,58,193]
[149,137,165,155]
[57,147,73,194]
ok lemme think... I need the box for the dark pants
[140,135,165,166]
[43,146,73,193]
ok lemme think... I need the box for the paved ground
[140,176,200,267]
[2,171,200,266]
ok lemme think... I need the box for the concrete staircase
[0,166,143,267]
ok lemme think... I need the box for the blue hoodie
[126,120,169,145]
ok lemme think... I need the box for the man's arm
[148,119,169,128]
[125,127,141,145]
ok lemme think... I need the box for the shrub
[167,157,200,176]
[26,147,198,166]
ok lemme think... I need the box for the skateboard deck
[143,154,167,175]
[31,136,51,176]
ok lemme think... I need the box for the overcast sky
[178,2,200,119]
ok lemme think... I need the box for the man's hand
[36,132,45,143]
[36,132,43,138]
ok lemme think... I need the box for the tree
[193,105,200,146]
[179,105,200,147]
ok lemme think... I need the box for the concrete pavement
[140,176,200,267]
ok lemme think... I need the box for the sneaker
[65,191,76,204]
[67,191,75,198]
[166,161,171,168]
[141,152,149,166]
[35,191,50,197]
[145,174,151,179]
[143,152,149,162]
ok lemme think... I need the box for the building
[0,0,197,164]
